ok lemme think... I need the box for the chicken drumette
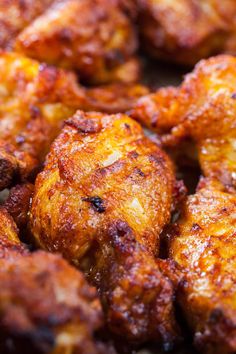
[0,51,148,191]
[1,0,139,84]
[170,178,236,354]
[131,55,236,190]
[137,0,236,65]
[30,111,182,347]
[0,51,79,190]
[130,54,236,353]
[0,0,54,49]
[0,207,114,354]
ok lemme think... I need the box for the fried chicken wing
[170,178,236,354]
[131,55,236,189]
[0,208,114,354]
[0,51,82,189]
[30,111,180,346]
[0,0,54,50]
[1,0,139,84]
[0,207,20,244]
[137,0,236,65]
[0,51,148,190]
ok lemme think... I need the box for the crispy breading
[1,0,139,84]
[85,83,149,115]
[0,209,114,354]
[131,55,236,190]
[0,51,148,190]
[30,111,180,346]
[0,0,54,49]
[137,0,236,65]
[170,178,236,354]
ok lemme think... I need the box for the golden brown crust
[30,111,180,345]
[31,110,176,257]
[11,0,139,84]
[85,220,179,347]
[138,0,236,65]
[131,55,236,189]
[0,208,112,354]
[0,51,147,190]
[170,179,236,354]
[0,51,81,189]
[0,0,54,50]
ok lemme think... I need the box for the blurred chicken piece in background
[0,51,148,191]
[0,207,115,354]
[138,0,236,65]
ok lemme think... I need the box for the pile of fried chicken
[0,1,236,354]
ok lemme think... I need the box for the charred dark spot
[107,220,137,254]
[112,220,132,237]
[221,207,228,213]
[82,196,106,213]
[209,308,223,324]
[59,28,73,42]
[231,93,236,99]
[105,50,125,68]
[30,105,41,119]
[66,117,100,134]
[191,223,202,232]
[135,168,145,177]
[148,154,165,166]
[128,151,139,159]
[124,123,130,130]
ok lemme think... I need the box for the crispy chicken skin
[30,111,176,258]
[0,209,113,354]
[170,178,236,354]
[5,0,139,84]
[0,0,54,50]
[30,111,180,346]
[0,51,147,190]
[137,0,236,65]
[131,55,236,189]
